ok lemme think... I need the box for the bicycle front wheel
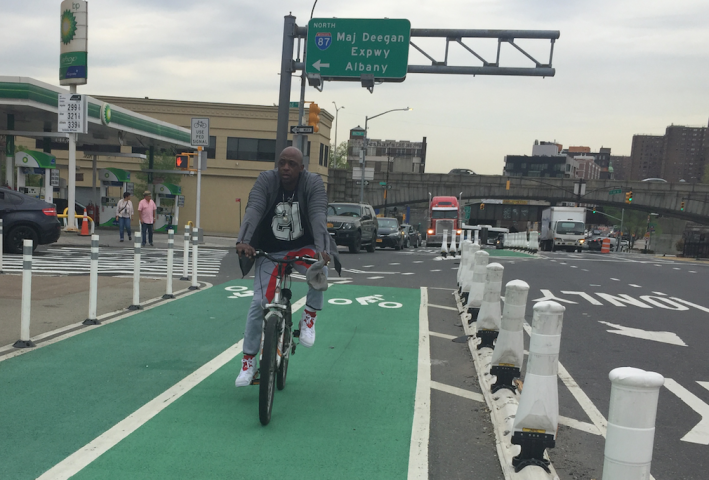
[259,312,280,426]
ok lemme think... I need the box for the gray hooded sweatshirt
[236,169,331,253]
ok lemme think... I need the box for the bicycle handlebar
[253,250,318,265]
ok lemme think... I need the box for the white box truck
[539,206,586,252]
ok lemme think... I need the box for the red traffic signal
[175,154,189,170]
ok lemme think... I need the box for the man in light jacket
[234,146,333,387]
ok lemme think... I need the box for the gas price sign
[58,93,88,133]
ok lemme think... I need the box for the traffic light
[625,190,633,204]
[308,103,321,133]
[480,203,485,210]
[680,201,685,211]
[592,208,597,214]
[175,154,189,170]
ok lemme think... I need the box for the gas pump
[14,150,57,203]
[154,183,182,232]
[98,168,131,227]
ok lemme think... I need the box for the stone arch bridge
[326,170,709,225]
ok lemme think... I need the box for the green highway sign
[306,18,411,82]
[609,188,622,195]
[289,101,300,108]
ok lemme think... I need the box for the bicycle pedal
[250,373,260,385]
[293,329,300,338]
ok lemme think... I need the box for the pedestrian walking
[138,191,157,247]
[115,192,134,242]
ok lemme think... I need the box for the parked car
[448,168,476,175]
[0,187,61,253]
[400,224,421,248]
[376,217,404,250]
[326,203,378,253]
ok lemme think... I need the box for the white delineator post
[511,300,565,473]
[13,240,36,348]
[189,227,199,290]
[83,235,100,325]
[602,367,665,480]
[0,218,4,274]
[128,232,142,310]
[457,239,472,289]
[180,224,190,280]
[440,229,449,258]
[473,229,479,245]
[163,229,175,299]
[460,242,480,304]
[476,262,504,349]
[465,249,489,321]
[490,280,529,392]
[449,230,457,257]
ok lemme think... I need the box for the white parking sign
[191,118,210,147]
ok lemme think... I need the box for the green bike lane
[1,279,421,480]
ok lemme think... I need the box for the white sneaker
[235,356,256,387]
[299,311,317,348]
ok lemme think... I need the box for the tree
[329,141,349,169]
[702,163,709,184]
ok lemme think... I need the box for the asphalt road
[7,240,708,478]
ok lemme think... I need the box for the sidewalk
[54,227,237,250]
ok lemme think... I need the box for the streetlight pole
[332,102,344,167]
[360,107,411,203]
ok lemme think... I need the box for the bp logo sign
[60,9,77,45]
[315,32,332,51]
[104,172,110,179]
[22,157,29,164]
[101,103,112,125]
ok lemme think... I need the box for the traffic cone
[79,214,90,236]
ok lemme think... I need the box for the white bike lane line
[37,293,309,480]
[408,287,431,480]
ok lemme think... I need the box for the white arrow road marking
[312,59,330,71]
[598,321,687,346]
[664,379,709,445]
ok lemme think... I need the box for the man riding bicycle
[235,146,334,387]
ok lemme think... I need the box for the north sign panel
[306,18,411,81]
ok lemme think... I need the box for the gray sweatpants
[243,246,327,355]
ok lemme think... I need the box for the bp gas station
[0,76,193,232]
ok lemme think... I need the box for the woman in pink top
[138,191,157,246]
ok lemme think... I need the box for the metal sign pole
[196,147,202,230]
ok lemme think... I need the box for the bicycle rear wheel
[259,312,280,426]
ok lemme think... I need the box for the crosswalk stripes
[1,246,227,277]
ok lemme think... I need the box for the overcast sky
[2,0,708,174]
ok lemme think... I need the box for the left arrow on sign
[599,321,687,346]
[312,60,330,71]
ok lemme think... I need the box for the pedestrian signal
[625,191,633,204]
[308,103,321,133]
[175,154,189,170]
[480,203,485,210]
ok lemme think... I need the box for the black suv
[327,203,378,253]
[1,188,62,253]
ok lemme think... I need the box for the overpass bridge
[327,169,709,225]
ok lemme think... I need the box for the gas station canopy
[0,76,192,150]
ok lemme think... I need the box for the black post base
[461,291,469,304]
[467,307,480,323]
[476,329,499,349]
[128,305,142,311]
[179,276,190,281]
[188,285,200,291]
[82,318,101,326]
[490,365,520,393]
[162,294,176,299]
[511,431,555,473]
[441,252,447,258]
[13,339,36,348]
